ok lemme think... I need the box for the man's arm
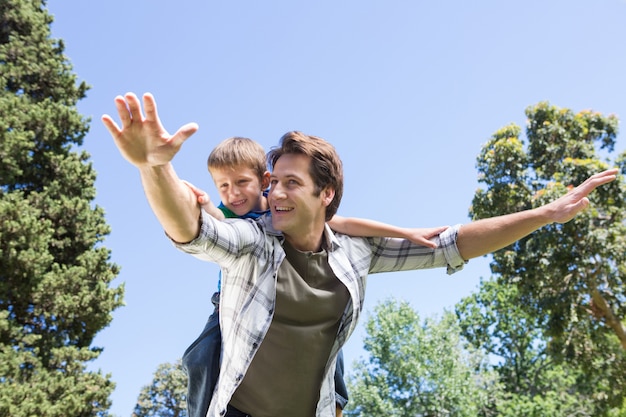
[456,169,618,260]
[101,92,201,243]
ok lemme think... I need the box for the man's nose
[270,183,286,199]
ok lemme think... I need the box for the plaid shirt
[174,210,466,417]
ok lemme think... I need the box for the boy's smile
[210,165,269,217]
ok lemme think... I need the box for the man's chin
[270,218,287,232]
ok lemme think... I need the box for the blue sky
[46,1,626,416]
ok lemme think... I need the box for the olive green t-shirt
[230,239,349,417]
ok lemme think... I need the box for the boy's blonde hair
[207,137,267,180]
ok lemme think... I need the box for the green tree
[456,279,597,416]
[468,102,626,411]
[0,1,123,415]
[133,360,188,417]
[345,298,501,417]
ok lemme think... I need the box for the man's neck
[284,229,325,252]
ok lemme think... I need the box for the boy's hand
[405,226,450,248]
[101,92,198,168]
[181,180,211,207]
[181,180,226,220]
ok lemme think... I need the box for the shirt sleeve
[366,224,467,275]
[439,224,467,275]
[170,209,259,264]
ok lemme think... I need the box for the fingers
[142,92,158,123]
[181,180,209,203]
[424,226,450,248]
[421,239,438,249]
[181,179,201,195]
[593,168,618,186]
[570,169,618,199]
[551,169,617,223]
[111,95,132,128]
[408,226,450,248]
[101,94,139,133]
[101,94,130,135]
[430,225,450,236]
[584,168,618,189]
[101,114,121,137]
[124,92,144,124]
[103,93,148,131]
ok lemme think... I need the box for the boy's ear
[261,171,271,189]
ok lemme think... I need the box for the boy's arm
[328,215,448,248]
[182,180,226,220]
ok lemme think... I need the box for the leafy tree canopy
[466,102,626,413]
[345,298,500,417]
[132,360,188,417]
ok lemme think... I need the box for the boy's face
[210,165,270,217]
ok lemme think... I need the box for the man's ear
[261,171,271,190]
[322,187,335,207]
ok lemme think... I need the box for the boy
[182,137,448,417]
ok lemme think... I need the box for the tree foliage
[466,102,626,412]
[133,360,188,417]
[345,298,500,417]
[0,1,123,415]
[456,279,599,416]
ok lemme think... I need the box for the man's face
[210,165,269,217]
[268,153,333,246]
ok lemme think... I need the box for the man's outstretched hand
[457,168,619,260]
[101,92,199,168]
[543,168,619,224]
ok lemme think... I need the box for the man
[102,92,618,417]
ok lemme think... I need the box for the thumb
[560,197,590,223]
[577,197,590,211]
[170,122,199,147]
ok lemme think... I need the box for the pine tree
[0,1,124,415]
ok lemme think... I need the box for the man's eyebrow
[270,173,301,180]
